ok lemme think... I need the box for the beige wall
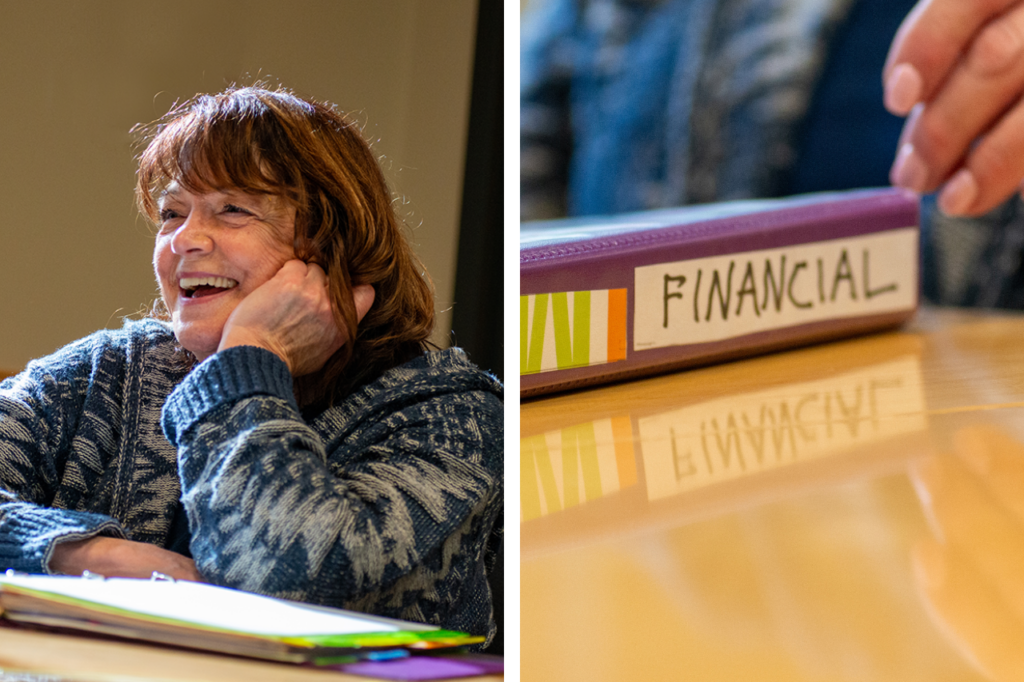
[0,0,476,372]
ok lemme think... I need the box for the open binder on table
[0,572,482,664]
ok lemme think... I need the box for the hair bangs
[137,91,300,221]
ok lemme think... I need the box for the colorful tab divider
[521,289,627,375]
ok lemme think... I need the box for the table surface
[521,307,1024,682]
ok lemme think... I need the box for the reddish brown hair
[136,85,435,405]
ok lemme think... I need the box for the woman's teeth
[180,276,238,297]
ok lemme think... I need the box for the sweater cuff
[162,345,297,445]
[0,503,126,575]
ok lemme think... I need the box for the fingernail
[891,144,929,192]
[938,169,978,216]
[884,63,923,115]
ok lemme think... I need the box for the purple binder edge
[520,188,920,398]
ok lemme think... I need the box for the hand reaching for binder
[885,0,1024,216]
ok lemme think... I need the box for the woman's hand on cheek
[218,260,373,376]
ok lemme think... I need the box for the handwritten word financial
[661,249,896,328]
[633,229,918,350]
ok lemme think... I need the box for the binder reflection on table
[522,347,928,557]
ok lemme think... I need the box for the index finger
[884,0,1020,113]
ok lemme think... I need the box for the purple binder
[520,188,920,397]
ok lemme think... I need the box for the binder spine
[520,189,920,397]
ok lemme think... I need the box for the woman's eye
[159,208,181,222]
[223,204,250,215]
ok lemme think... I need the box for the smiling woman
[137,88,438,405]
[0,86,503,647]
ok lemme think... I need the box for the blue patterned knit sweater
[0,319,503,642]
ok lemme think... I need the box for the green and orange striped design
[520,289,628,375]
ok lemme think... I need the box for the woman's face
[153,183,297,361]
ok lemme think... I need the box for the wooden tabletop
[522,307,1024,682]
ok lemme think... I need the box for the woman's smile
[172,271,244,316]
[178,274,239,299]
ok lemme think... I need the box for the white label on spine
[633,228,918,351]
